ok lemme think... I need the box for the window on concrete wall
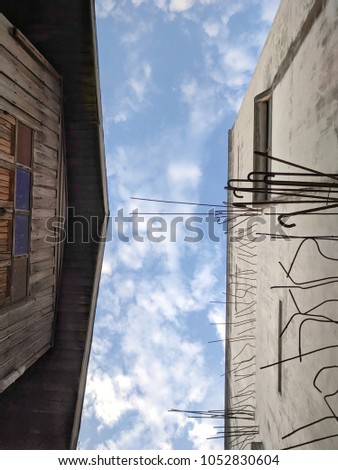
[253,89,272,203]
[0,111,32,305]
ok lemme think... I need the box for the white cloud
[85,371,134,426]
[179,78,226,136]
[95,0,117,18]
[188,421,221,450]
[82,273,223,448]
[110,58,153,123]
[169,0,195,12]
[222,46,256,73]
[167,162,202,190]
[153,0,168,10]
[131,0,145,6]
[203,21,220,38]
[190,264,217,303]
[121,21,153,44]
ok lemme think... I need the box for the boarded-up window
[0,111,32,304]
[16,122,32,167]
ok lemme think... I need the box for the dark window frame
[0,113,33,306]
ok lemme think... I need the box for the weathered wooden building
[0,0,108,449]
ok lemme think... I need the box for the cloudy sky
[78,0,280,450]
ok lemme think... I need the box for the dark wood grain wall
[0,14,63,390]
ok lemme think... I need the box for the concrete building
[225,0,338,450]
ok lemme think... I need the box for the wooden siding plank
[32,209,56,220]
[0,96,41,131]
[30,268,54,284]
[0,16,60,95]
[30,247,54,263]
[35,131,59,153]
[0,310,53,357]
[31,218,50,231]
[30,258,55,274]
[1,73,60,132]
[32,186,56,199]
[1,328,53,380]
[30,227,54,241]
[30,274,55,294]
[0,307,54,343]
[33,173,57,189]
[33,163,57,180]
[0,45,60,113]
[32,197,57,210]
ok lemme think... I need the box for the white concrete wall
[227,0,338,450]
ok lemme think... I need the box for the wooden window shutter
[16,122,32,167]
[0,111,15,164]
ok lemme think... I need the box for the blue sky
[78,0,280,450]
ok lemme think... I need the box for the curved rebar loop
[313,366,338,420]
[313,366,338,393]
[264,178,338,189]
[286,238,338,276]
[227,181,338,202]
[281,291,338,338]
[298,317,338,362]
[324,390,338,421]
[232,343,255,361]
[247,170,338,183]
[253,151,338,183]
[279,261,338,287]
[278,202,338,228]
